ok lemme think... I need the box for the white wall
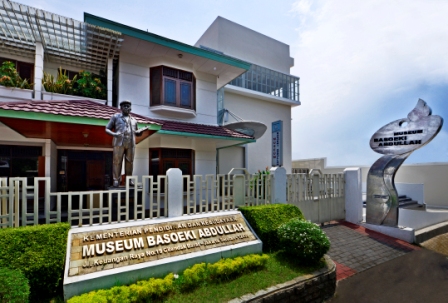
[133,145,149,178]
[321,163,448,210]
[117,52,218,125]
[195,16,294,73]
[224,91,292,173]
[218,146,244,174]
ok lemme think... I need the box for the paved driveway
[322,222,448,303]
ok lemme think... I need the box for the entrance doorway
[58,150,112,191]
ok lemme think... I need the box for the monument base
[359,221,415,243]
[63,211,262,300]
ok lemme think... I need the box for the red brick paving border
[333,261,356,281]
[340,221,420,251]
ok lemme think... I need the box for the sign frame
[272,120,283,167]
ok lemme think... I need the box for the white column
[34,42,44,100]
[44,139,57,191]
[107,58,113,105]
[269,166,287,204]
[167,168,183,218]
[233,175,246,207]
[344,167,363,224]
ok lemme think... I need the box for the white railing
[287,170,345,224]
[1,169,345,228]
[0,176,166,228]
[184,172,271,215]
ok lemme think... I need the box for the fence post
[167,168,183,218]
[269,167,287,204]
[344,167,363,224]
[232,175,246,207]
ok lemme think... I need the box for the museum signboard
[64,211,261,299]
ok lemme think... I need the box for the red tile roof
[0,100,159,124]
[0,100,253,140]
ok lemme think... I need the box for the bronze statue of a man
[105,100,147,187]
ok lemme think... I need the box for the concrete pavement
[322,221,448,303]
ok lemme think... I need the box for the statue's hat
[120,100,132,106]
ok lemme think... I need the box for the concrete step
[415,221,448,244]
[399,200,418,208]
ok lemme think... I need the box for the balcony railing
[229,64,300,102]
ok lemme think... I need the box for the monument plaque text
[66,212,258,277]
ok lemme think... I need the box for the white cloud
[291,0,448,165]
[290,0,313,16]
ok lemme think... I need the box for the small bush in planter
[277,218,330,263]
[0,267,30,303]
[239,204,305,252]
[42,68,77,94]
[73,70,106,100]
[0,61,32,89]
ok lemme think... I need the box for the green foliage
[68,254,269,303]
[181,262,208,289]
[42,69,77,94]
[0,223,70,302]
[0,61,32,89]
[277,218,330,264]
[208,254,268,281]
[0,267,30,303]
[42,69,106,99]
[239,204,305,252]
[69,274,175,303]
[73,70,106,100]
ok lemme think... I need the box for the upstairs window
[150,66,196,110]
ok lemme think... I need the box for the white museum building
[0,0,300,192]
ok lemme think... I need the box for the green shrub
[277,218,330,263]
[0,61,32,89]
[73,70,106,100]
[42,68,77,94]
[0,267,30,303]
[0,223,70,302]
[239,204,305,251]
[181,262,208,289]
[68,254,269,302]
[69,274,175,303]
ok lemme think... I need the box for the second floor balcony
[229,64,300,103]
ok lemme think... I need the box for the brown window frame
[150,66,196,110]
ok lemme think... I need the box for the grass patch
[163,252,325,303]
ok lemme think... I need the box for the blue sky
[19,0,448,166]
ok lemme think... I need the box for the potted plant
[42,68,77,95]
[73,70,106,100]
[0,61,32,89]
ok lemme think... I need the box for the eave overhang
[0,102,161,148]
[84,13,251,88]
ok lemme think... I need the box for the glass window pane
[180,83,191,107]
[164,78,176,105]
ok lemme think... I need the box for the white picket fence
[0,170,345,228]
[286,170,345,223]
